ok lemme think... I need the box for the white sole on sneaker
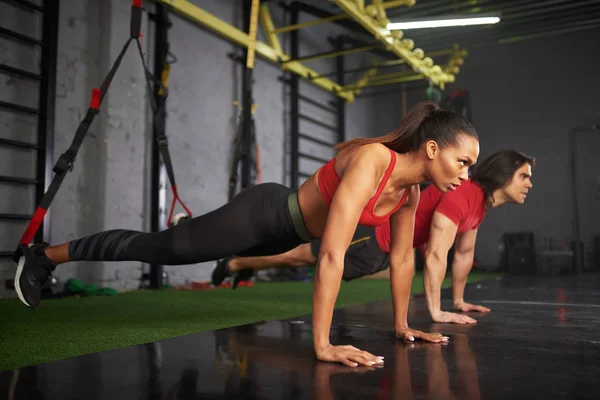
[14,255,32,308]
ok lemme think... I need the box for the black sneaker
[211,258,232,287]
[232,268,254,290]
[15,243,56,309]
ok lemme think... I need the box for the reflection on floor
[1,274,599,399]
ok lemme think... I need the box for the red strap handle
[166,185,193,227]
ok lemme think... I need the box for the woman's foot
[15,243,57,308]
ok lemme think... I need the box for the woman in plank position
[16,101,479,367]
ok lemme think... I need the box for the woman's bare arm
[389,187,449,344]
[313,144,387,366]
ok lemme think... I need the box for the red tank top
[317,148,409,226]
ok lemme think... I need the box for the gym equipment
[228,0,262,202]
[502,232,537,275]
[13,0,191,266]
[443,88,472,122]
[228,102,262,202]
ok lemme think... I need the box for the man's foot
[211,258,233,287]
[211,258,254,289]
[15,243,57,309]
[232,268,254,289]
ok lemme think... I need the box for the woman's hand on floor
[396,328,449,343]
[316,344,384,368]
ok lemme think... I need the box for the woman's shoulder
[349,142,391,162]
[336,142,392,176]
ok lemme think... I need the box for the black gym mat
[1,275,599,399]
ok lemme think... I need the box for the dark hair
[335,101,478,156]
[471,150,536,206]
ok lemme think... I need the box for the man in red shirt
[212,150,535,324]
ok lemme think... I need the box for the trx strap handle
[167,185,193,227]
[13,0,189,262]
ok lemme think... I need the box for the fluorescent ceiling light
[387,16,500,30]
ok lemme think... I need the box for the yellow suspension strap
[158,64,170,96]
[246,0,259,70]
[158,47,176,97]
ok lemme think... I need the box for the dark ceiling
[295,0,600,53]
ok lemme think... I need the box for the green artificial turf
[0,270,501,371]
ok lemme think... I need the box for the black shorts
[310,225,389,282]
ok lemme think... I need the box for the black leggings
[310,225,389,282]
[68,183,310,265]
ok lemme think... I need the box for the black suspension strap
[14,0,190,263]
[228,0,262,202]
[228,102,261,202]
[133,29,191,227]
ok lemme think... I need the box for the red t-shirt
[375,179,487,253]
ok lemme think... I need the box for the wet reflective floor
[2,274,600,399]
